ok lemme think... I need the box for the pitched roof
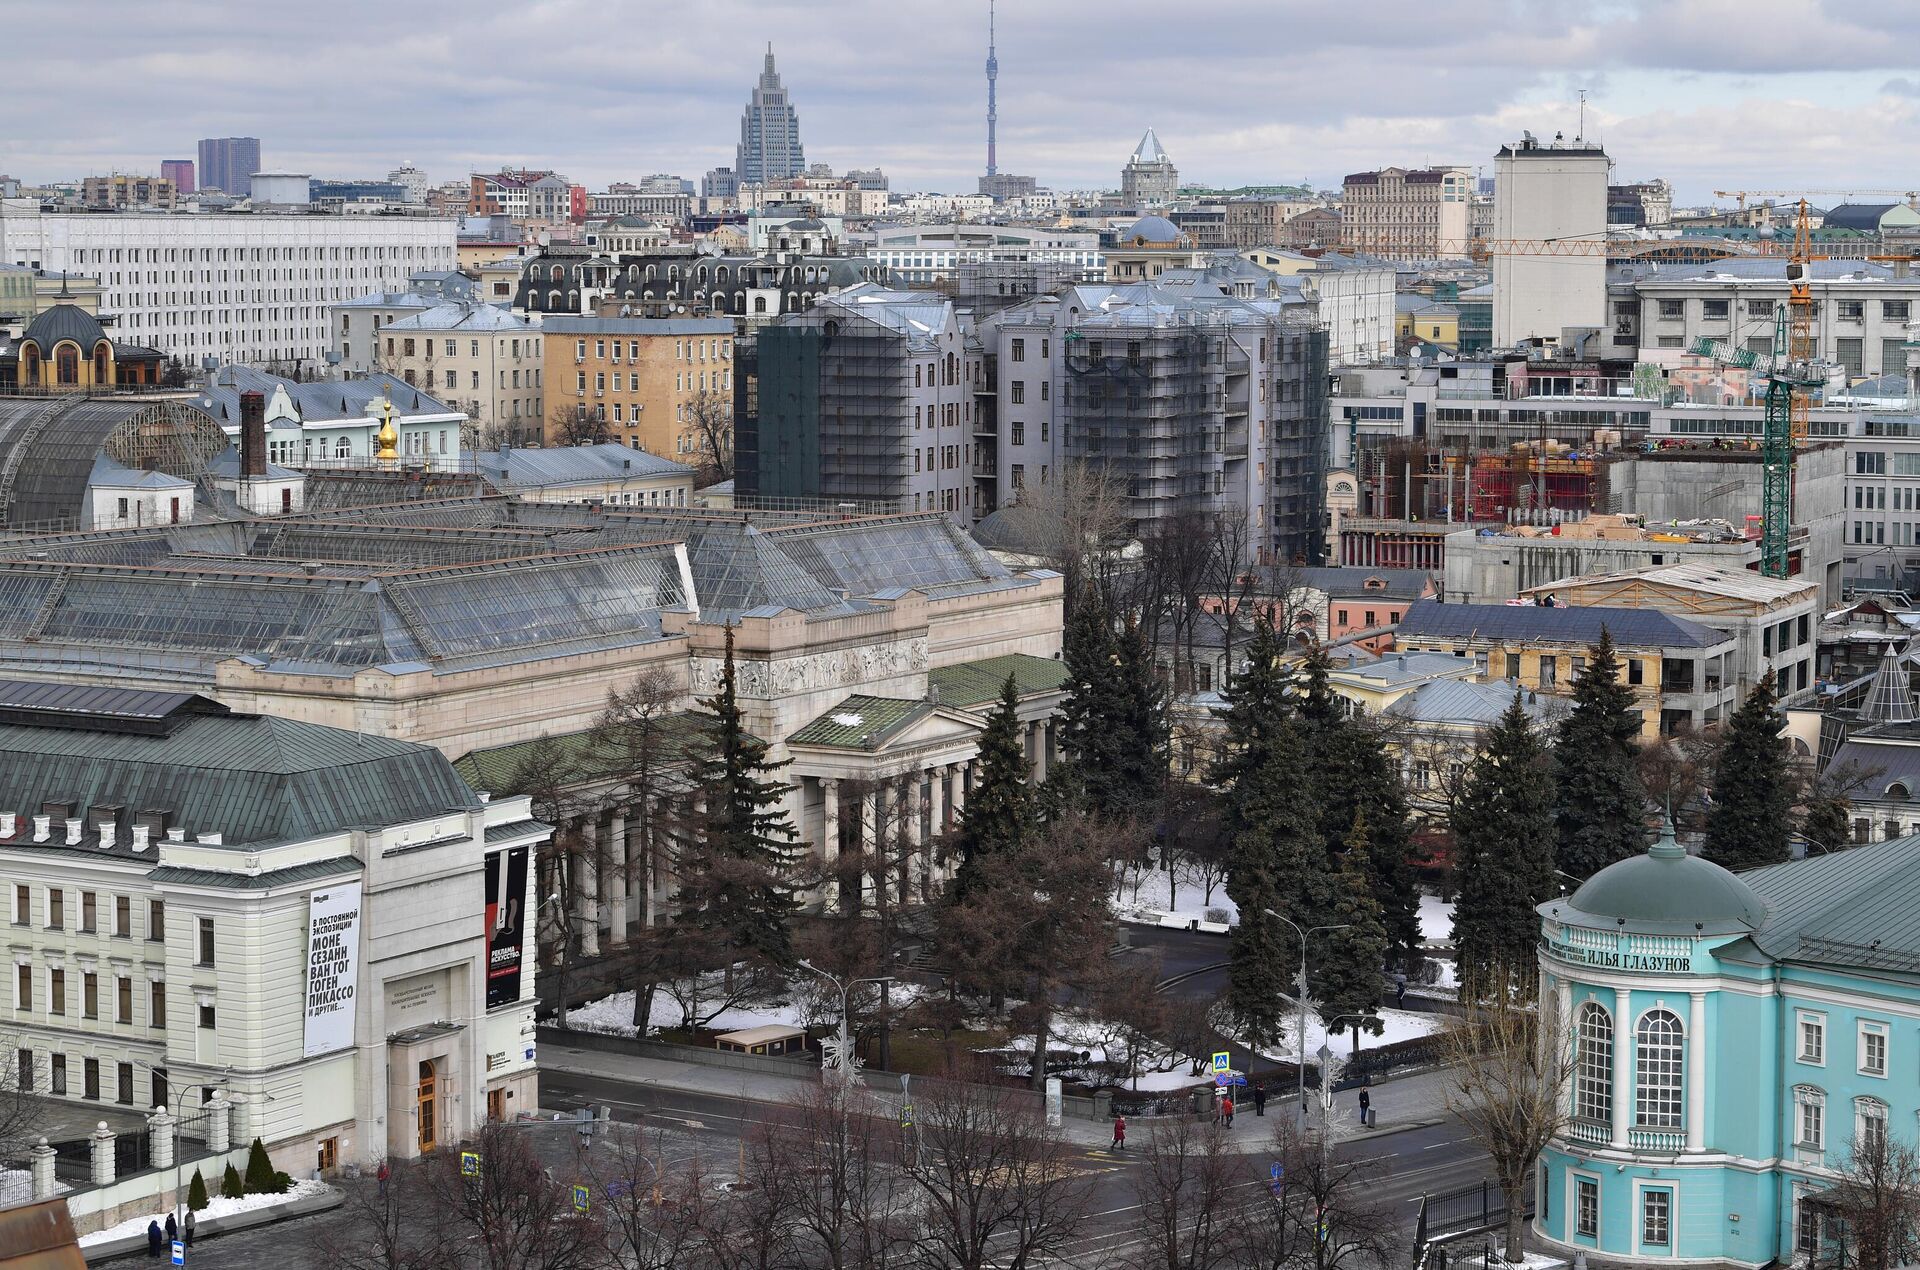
[1536,562,1816,604]
[380,302,530,333]
[198,366,455,425]
[1739,836,1920,972]
[789,695,933,749]
[928,654,1069,708]
[1384,678,1570,728]
[1393,599,1730,650]
[471,443,693,490]
[1289,566,1432,600]
[451,713,711,793]
[1130,128,1169,165]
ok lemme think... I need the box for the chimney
[0,812,12,838]
[131,824,151,852]
[31,816,49,843]
[239,389,268,478]
[165,827,186,843]
[64,818,82,846]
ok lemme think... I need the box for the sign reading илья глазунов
[305,882,363,1057]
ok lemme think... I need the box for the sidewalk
[538,1040,1457,1153]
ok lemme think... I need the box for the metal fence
[1413,1177,1533,1269]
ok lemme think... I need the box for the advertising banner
[485,848,529,1009]
[304,882,363,1057]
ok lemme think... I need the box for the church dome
[22,302,107,351]
[1124,214,1184,246]
[1553,821,1766,935]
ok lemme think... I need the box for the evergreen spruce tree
[1224,718,1329,1047]
[220,1162,243,1200]
[1311,716,1421,962]
[1703,671,1793,870]
[952,675,1034,896]
[1059,583,1120,781]
[1294,644,1343,736]
[243,1138,273,1194]
[1801,788,1852,857]
[1452,691,1559,1002]
[674,624,799,967]
[1208,609,1293,799]
[1553,629,1648,878]
[1315,813,1390,1037]
[187,1168,209,1212]
[1107,615,1170,815]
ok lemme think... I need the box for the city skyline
[4,0,1920,202]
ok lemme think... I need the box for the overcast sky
[8,0,1920,204]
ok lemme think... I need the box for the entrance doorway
[487,1087,506,1123]
[416,1060,437,1154]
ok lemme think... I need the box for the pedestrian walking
[146,1220,163,1259]
[183,1209,196,1247]
[1112,1115,1127,1151]
[1222,1094,1235,1128]
[1394,971,1408,1008]
[1253,1082,1267,1116]
[377,1161,390,1199]
[1358,1088,1372,1125]
[164,1213,178,1246]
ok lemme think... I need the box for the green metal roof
[789,696,932,750]
[147,857,362,891]
[928,654,1068,709]
[1741,836,1920,971]
[1550,822,1766,936]
[452,712,713,794]
[0,712,479,851]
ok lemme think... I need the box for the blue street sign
[1210,1051,1231,1073]
[572,1184,590,1213]
[171,1241,185,1266]
[460,1151,480,1177]
[1270,1161,1283,1181]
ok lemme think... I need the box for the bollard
[90,1122,117,1186]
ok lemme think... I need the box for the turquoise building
[1534,828,1920,1266]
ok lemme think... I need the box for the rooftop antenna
[1577,88,1588,142]
[985,0,999,180]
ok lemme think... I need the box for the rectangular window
[1010,338,1025,362]
[48,969,63,1015]
[1576,1177,1599,1238]
[1798,1195,1823,1254]
[148,900,164,941]
[198,1002,217,1030]
[150,980,165,1029]
[83,972,97,1019]
[116,1062,133,1105]
[1859,1099,1889,1155]
[1010,381,1025,404]
[1885,300,1911,321]
[16,1049,31,1092]
[80,891,95,933]
[1839,299,1865,320]
[47,889,62,930]
[116,976,132,1025]
[1628,658,1645,686]
[1505,652,1521,680]
[50,1053,66,1096]
[1540,656,1557,688]
[12,884,25,925]
[1797,1011,1825,1065]
[82,1057,100,1100]
[1010,421,1025,446]
[1701,299,1729,320]
[1798,1090,1824,1148]
[1642,1190,1671,1247]
[114,895,130,938]
[197,917,215,967]
[1859,1021,1888,1076]
[14,965,29,1011]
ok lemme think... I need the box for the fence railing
[1413,1177,1533,1269]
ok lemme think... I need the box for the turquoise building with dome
[1533,827,1920,1266]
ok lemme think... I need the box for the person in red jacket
[1112,1115,1127,1150]
[1221,1094,1235,1128]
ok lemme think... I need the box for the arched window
[1635,1010,1685,1128]
[55,343,79,385]
[1889,782,1911,801]
[1575,1002,1612,1123]
[93,343,109,384]
[755,296,768,314]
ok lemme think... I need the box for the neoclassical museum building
[1535,826,1920,1265]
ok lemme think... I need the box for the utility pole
[1263,909,1348,1112]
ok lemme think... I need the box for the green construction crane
[1688,307,1824,579]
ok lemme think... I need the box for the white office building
[0,200,457,366]
[1493,135,1609,347]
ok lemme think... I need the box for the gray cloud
[4,0,1918,202]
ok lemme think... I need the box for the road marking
[1425,1141,1454,1150]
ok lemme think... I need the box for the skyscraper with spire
[736,45,805,186]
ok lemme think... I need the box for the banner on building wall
[304,882,363,1058]
[485,848,529,1009]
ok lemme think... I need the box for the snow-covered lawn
[1419,893,1454,947]
[78,1179,331,1246]
[1226,1003,1444,1066]
[565,981,929,1040]
[987,1011,1210,1093]
[1112,858,1238,931]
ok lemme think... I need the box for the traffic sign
[1270,1161,1283,1181]
[171,1241,185,1266]
[460,1150,480,1177]
[1210,1051,1231,1073]
[572,1184,590,1213]
[900,1102,915,1128]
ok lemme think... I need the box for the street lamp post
[796,960,893,1096]
[1262,909,1349,1112]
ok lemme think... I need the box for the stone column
[148,1106,176,1172]
[821,779,841,911]
[1686,991,1707,1151]
[577,816,600,958]
[29,1137,55,1201]
[229,1092,251,1147]
[1029,722,1048,781]
[951,761,969,822]
[207,1090,231,1154]
[606,810,629,946]
[1611,986,1633,1149]
[860,789,880,909]
[906,776,926,899]
[89,1121,116,1186]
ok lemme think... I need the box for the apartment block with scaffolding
[743,285,986,522]
[981,283,1330,566]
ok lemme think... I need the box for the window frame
[1572,1172,1601,1240]
[1795,1084,1826,1150]
[1858,1019,1889,1078]
[1639,1185,1672,1251]
[1796,1009,1826,1066]
[1574,1001,1613,1124]
[1634,1009,1685,1130]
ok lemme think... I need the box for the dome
[1124,214,1184,246]
[972,503,1057,556]
[22,302,107,352]
[1556,822,1766,934]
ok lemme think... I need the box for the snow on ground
[1112,858,1238,928]
[565,982,928,1039]
[78,1179,331,1246]
[1231,1004,1444,1066]
[1418,893,1455,947]
[988,1011,1209,1093]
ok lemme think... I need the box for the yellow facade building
[541,316,733,461]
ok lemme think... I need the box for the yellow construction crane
[1715,188,1920,211]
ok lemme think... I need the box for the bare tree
[1814,1129,1920,1270]
[906,1072,1096,1270]
[0,1032,43,1180]
[1438,998,1574,1261]
[495,735,601,1022]
[1006,459,1135,615]
[1130,1115,1251,1270]
[762,1084,918,1270]
[419,1121,612,1270]
[681,1118,805,1270]
[686,387,735,485]
[308,1155,446,1270]
[582,1124,706,1270]
[1239,1118,1405,1270]
[548,399,609,447]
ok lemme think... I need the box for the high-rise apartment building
[736,46,805,186]
[1339,165,1472,260]
[81,175,177,211]
[541,315,733,461]
[1492,134,1608,347]
[0,201,456,364]
[1120,130,1179,207]
[196,136,261,197]
[160,159,195,195]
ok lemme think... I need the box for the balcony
[1566,1119,1610,1147]
[1628,1126,1686,1153]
